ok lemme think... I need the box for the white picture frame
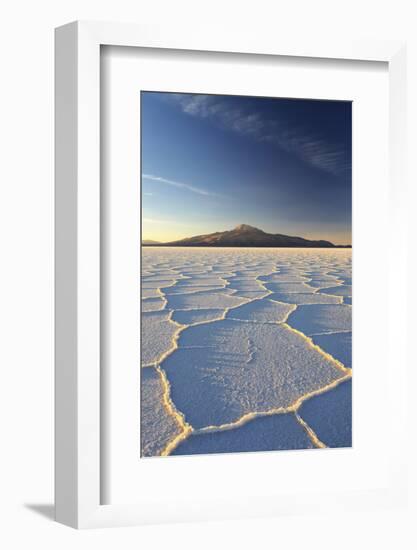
[55,21,407,529]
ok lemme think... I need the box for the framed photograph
[139,90,353,459]
[55,21,407,528]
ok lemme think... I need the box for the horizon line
[141,223,351,247]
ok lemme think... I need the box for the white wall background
[0,0,415,548]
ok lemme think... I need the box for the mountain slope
[144,224,346,248]
[142,239,161,245]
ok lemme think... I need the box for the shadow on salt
[318,285,352,297]
[297,379,352,448]
[269,292,341,305]
[287,304,352,336]
[172,413,314,455]
[307,278,343,288]
[312,332,352,368]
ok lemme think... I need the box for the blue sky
[141,92,352,245]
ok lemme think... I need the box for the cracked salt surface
[162,319,345,429]
[141,310,180,365]
[287,304,352,336]
[163,284,227,295]
[141,248,352,456]
[259,274,310,283]
[307,278,342,288]
[142,287,162,298]
[141,367,184,457]
[318,285,352,297]
[142,297,166,312]
[142,278,177,289]
[165,288,248,310]
[269,292,342,305]
[226,299,294,323]
[171,308,225,325]
[263,281,317,294]
[298,379,352,447]
[312,332,352,369]
[172,412,314,455]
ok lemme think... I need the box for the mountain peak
[234,224,259,232]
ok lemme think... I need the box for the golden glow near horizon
[142,219,352,246]
[142,218,200,243]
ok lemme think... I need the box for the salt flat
[141,247,352,457]
[162,319,345,429]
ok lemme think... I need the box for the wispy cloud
[142,173,219,197]
[166,94,350,176]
